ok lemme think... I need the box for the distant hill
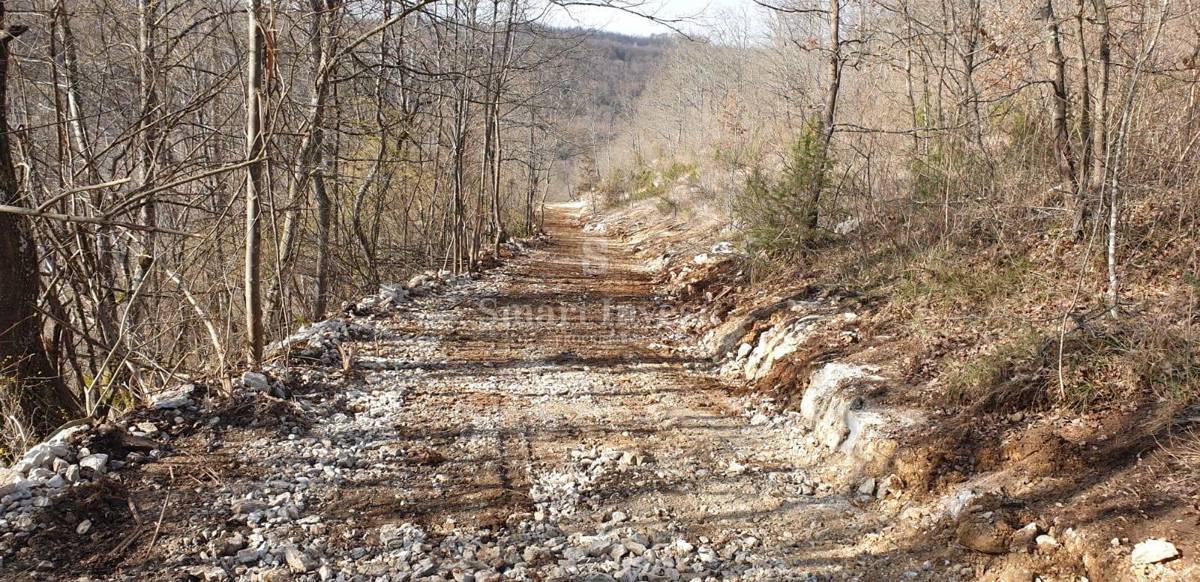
[540,27,673,195]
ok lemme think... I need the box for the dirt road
[8,208,955,581]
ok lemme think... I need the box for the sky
[543,0,760,38]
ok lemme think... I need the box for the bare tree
[245,0,267,368]
[1091,0,1111,194]
[809,0,841,229]
[1039,0,1081,235]
[0,3,79,432]
[1105,0,1168,318]
[0,0,702,446]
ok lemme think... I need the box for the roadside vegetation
[585,0,1199,422]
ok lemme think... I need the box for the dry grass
[941,319,1198,413]
[622,142,1200,420]
[0,375,38,460]
[590,73,1200,423]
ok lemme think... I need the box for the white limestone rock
[1131,539,1179,564]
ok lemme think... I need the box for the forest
[0,0,1197,579]
[0,0,670,443]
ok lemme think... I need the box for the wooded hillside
[593,0,1199,416]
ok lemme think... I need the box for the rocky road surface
[3,209,974,581]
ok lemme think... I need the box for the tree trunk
[128,0,161,356]
[526,108,538,234]
[1072,0,1093,235]
[55,1,101,186]
[352,0,391,289]
[312,172,331,318]
[134,0,160,287]
[903,2,921,159]
[491,0,518,253]
[1040,0,1080,221]
[352,144,384,286]
[244,0,267,368]
[0,10,80,433]
[478,0,499,258]
[1104,0,1166,318]
[490,100,506,251]
[960,0,983,149]
[1091,0,1110,193]
[55,1,119,352]
[807,0,841,230]
[270,0,339,321]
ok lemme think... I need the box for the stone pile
[268,319,376,365]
